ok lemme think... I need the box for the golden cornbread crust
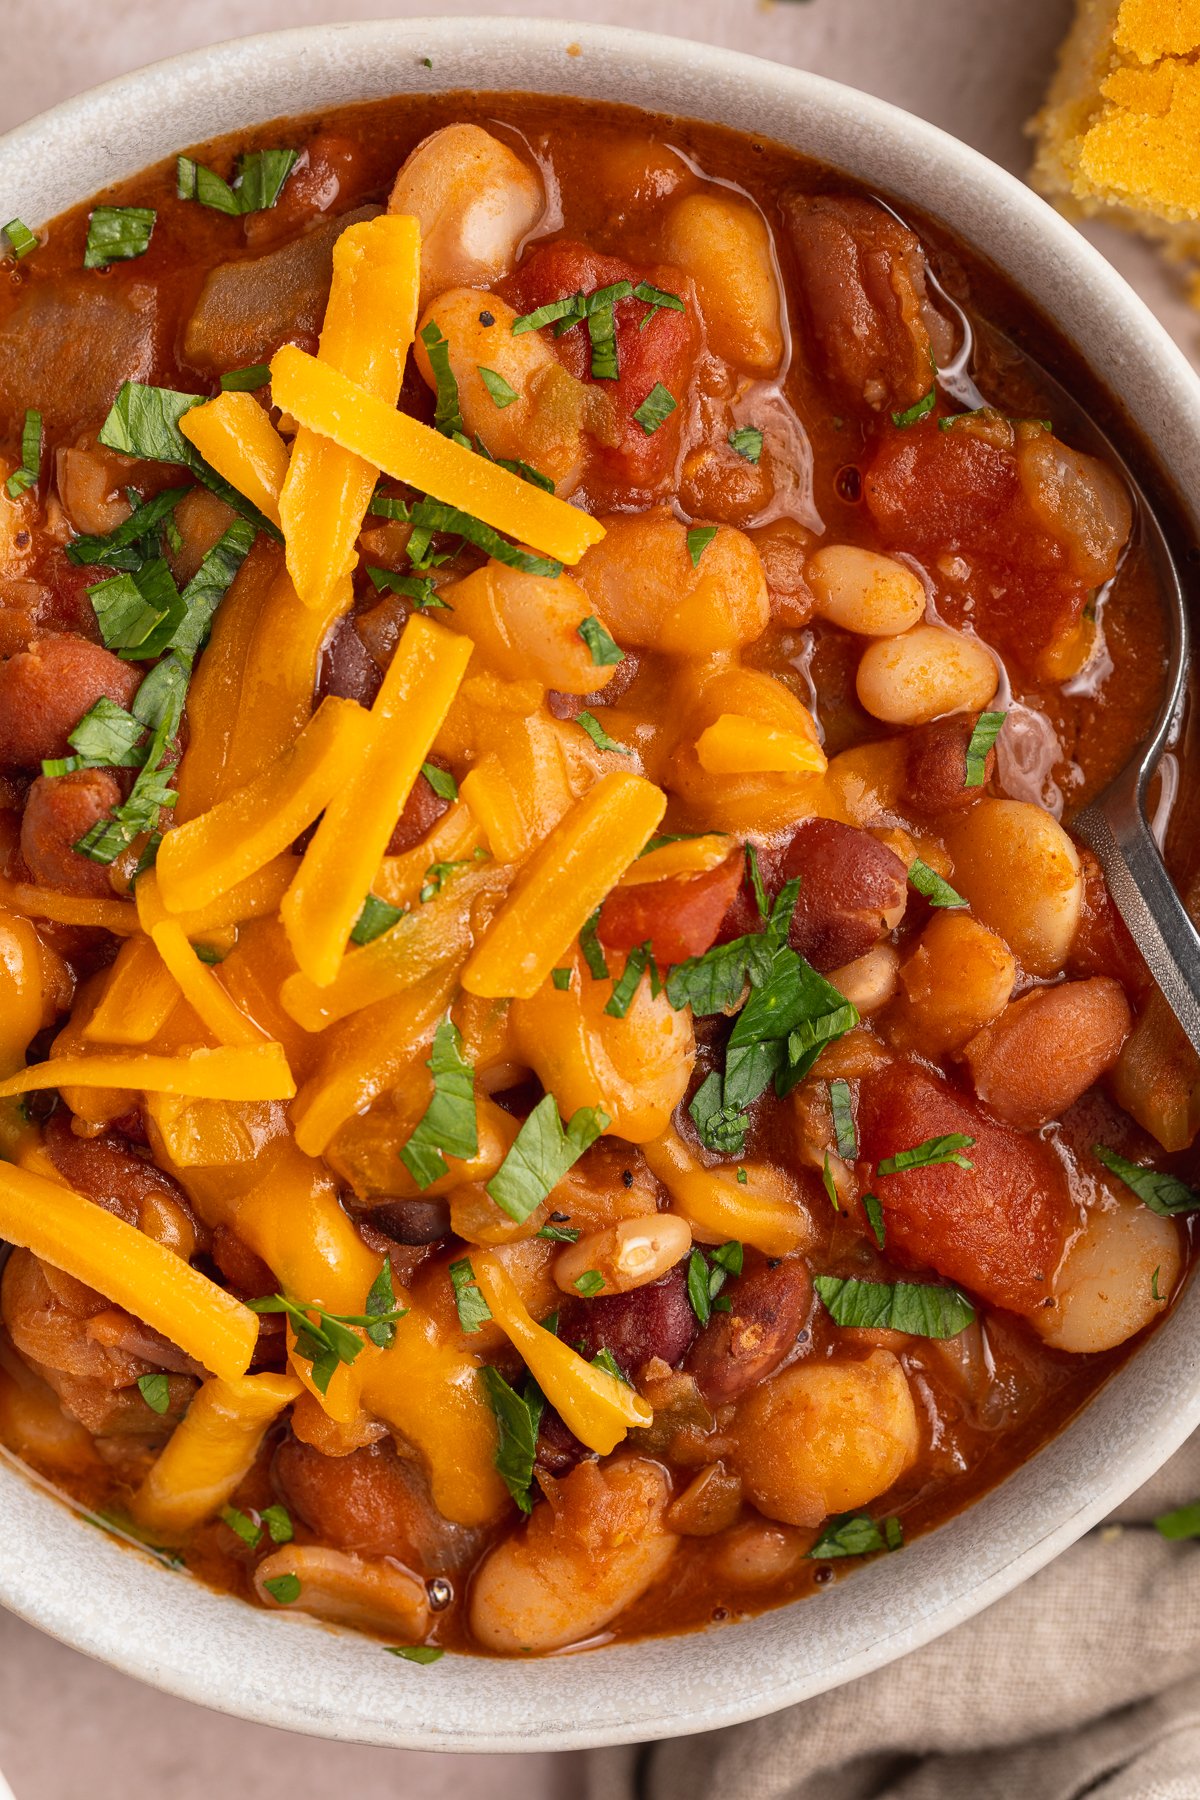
[1031,0,1200,268]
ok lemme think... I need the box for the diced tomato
[501,241,700,501]
[598,850,744,967]
[864,422,1087,671]
[1068,847,1151,1001]
[855,1062,1074,1317]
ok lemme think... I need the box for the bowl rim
[2,12,1200,1755]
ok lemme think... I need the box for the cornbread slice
[1031,0,1200,274]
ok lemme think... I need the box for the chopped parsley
[136,1372,171,1415]
[605,945,653,1019]
[421,761,458,801]
[220,1505,262,1549]
[862,1192,886,1248]
[964,710,1006,787]
[387,1645,444,1663]
[421,319,468,442]
[1094,1145,1200,1216]
[479,1365,543,1512]
[551,967,573,992]
[821,1150,841,1212]
[1154,1502,1200,1541]
[41,696,146,779]
[577,615,624,667]
[908,859,967,909]
[176,148,298,216]
[687,1241,743,1326]
[728,426,763,464]
[263,1573,302,1605]
[220,364,271,392]
[399,1017,477,1189]
[2,217,37,259]
[98,381,281,539]
[574,1269,606,1297]
[419,847,488,902]
[84,206,155,269]
[632,383,677,435]
[368,492,562,579]
[246,1280,408,1394]
[486,1094,609,1224]
[687,525,718,567]
[813,1274,974,1338]
[830,1078,856,1159]
[633,280,685,328]
[576,710,631,755]
[4,408,42,499]
[478,366,519,408]
[449,1256,493,1334]
[591,1347,630,1384]
[365,566,449,610]
[891,386,936,429]
[877,1133,975,1175]
[66,485,190,570]
[538,1220,581,1242]
[809,1511,903,1558]
[88,557,187,660]
[350,894,405,945]
[261,1503,294,1544]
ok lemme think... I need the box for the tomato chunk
[856,1062,1073,1316]
[598,850,744,967]
[864,422,1087,671]
[502,241,700,501]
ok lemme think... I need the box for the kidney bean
[963,976,1132,1130]
[387,763,451,855]
[686,1253,812,1406]
[272,1436,480,1573]
[856,1061,1074,1315]
[556,1261,697,1378]
[903,712,994,816]
[43,1110,197,1236]
[782,195,937,415]
[358,1197,452,1246]
[778,818,907,971]
[598,851,744,967]
[20,770,123,897]
[209,1223,276,1298]
[0,635,140,768]
[319,615,382,707]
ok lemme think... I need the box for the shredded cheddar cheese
[462,771,667,1000]
[472,1255,651,1454]
[618,833,732,886]
[0,1162,259,1380]
[279,215,421,613]
[132,1372,302,1533]
[459,754,531,864]
[643,1129,810,1257]
[156,696,372,915]
[83,934,179,1046]
[0,872,138,936]
[268,343,607,566]
[695,714,828,777]
[281,614,473,988]
[179,391,289,526]
[0,1044,295,1102]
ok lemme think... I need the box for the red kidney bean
[272,1436,481,1572]
[778,818,908,971]
[0,634,140,768]
[556,1262,697,1377]
[319,615,382,707]
[686,1254,812,1405]
[43,1110,195,1232]
[387,763,451,855]
[358,1198,452,1246]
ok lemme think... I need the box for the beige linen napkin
[588,1437,1200,1798]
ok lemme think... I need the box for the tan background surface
[0,2,1196,1793]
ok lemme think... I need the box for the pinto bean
[553,1213,692,1296]
[20,770,123,897]
[0,635,140,768]
[687,1254,812,1406]
[556,1261,697,1377]
[903,712,995,815]
[43,1110,202,1257]
[963,977,1132,1129]
[856,1061,1074,1315]
[272,1436,480,1573]
[778,818,907,972]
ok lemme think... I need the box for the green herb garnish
[350,894,406,945]
[605,945,652,1019]
[576,710,631,755]
[478,366,519,408]
[263,1573,302,1605]
[908,859,967,909]
[813,1274,974,1338]
[1094,1146,1200,1216]
[220,1505,263,1549]
[862,1192,886,1248]
[809,1511,903,1558]
[687,525,718,567]
[829,1079,856,1159]
[220,364,271,392]
[5,407,42,499]
[577,615,624,667]
[632,383,677,435]
[2,217,37,258]
[365,566,449,610]
[84,206,155,269]
[728,426,763,463]
[891,387,936,429]
[177,149,298,216]
[136,1372,171,1414]
[399,1017,477,1189]
[486,1095,609,1224]
[386,1645,445,1663]
[98,382,280,539]
[420,319,469,442]
[421,761,458,801]
[574,1269,606,1297]
[479,1366,543,1512]
[877,1134,975,1175]
[686,1241,743,1326]
[964,710,1006,787]
[450,1256,493,1334]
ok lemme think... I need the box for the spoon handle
[1072,787,1200,1054]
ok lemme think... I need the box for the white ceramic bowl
[2,14,1199,1754]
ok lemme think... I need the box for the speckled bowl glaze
[1,14,1199,1753]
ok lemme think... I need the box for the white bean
[827,943,900,1015]
[1031,1194,1181,1352]
[554,1213,692,1295]
[469,1457,677,1652]
[807,546,926,636]
[946,798,1083,978]
[390,125,544,305]
[662,193,782,376]
[254,1546,430,1638]
[856,623,998,726]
